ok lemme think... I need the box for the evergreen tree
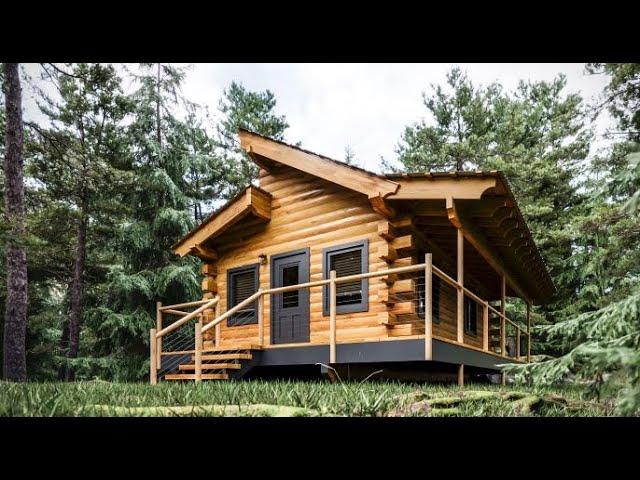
[386,68,591,353]
[506,64,640,414]
[181,104,232,221]
[84,64,200,381]
[30,63,132,379]
[215,81,289,198]
[344,145,358,166]
[387,67,502,172]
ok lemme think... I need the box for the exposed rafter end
[446,196,462,229]
[369,194,395,219]
[189,244,218,262]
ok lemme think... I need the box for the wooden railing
[150,297,219,384]
[149,253,531,383]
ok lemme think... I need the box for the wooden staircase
[161,344,261,381]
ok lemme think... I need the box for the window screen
[227,263,259,326]
[323,240,368,315]
[464,296,478,335]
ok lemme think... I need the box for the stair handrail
[156,296,219,339]
[201,290,262,334]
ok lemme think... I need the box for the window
[281,265,299,308]
[226,263,259,326]
[323,240,369,315]
[464,296,478,335]
[417,274,440,323]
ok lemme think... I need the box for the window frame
[226,263,260,327]
[464,296,478,336]
[322,239,369,316]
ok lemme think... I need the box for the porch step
[195,353,253,361]
[178,363,242,371]
[202,344,262,353]
[164,373,229,380]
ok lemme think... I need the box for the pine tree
[215,81,289,198]
[181,104,232,221]
[30,63,132,379]
[2,63,28,381]
[506,64,640,414]
[386,67,502,172]
[386,68,591,353]
[83,64,200,381]
[344,145,358,166]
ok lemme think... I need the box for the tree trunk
[2,63,28,382]
[65,201,87,381]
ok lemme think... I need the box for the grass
[0,380,613,417]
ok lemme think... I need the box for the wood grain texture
[206,166,391,348]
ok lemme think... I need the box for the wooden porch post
[527,302,531,362]
[195,322,202,383]
[516,326,521,361]
[156,301,162,369]
[424,253,433,361]
[457,228,464,343]
[482,302,489,352]
[150,328,157,385]
[457,364,464,386]
[500,275,506,357]
[258,292,265,348]
[329,270,337,364]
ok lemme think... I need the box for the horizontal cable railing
[150,296,219,384]
[150,254,532,383]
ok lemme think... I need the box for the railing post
[457,229,464,344]
[156,301,162,369]
[424,253,433,361]
[526,302,531,363]
[482,302,489,352]
[195,322,202,383]
[215,300,221,348]
[330,270,337,364]
[150,328,157,385]
[516,326,521,361]
[258,291,264,348]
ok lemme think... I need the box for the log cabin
[150,129,554,385]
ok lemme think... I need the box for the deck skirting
[257,338,517,371]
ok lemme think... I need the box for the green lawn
[0,380,613,417]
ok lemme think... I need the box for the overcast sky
[22,63,614,173]
[178,63,613,172]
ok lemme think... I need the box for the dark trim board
[256,338,518,371]
[432,340,511,370]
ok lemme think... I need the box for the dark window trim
[226,263,260,327]
[464,296,478,336]
[322,239,369,316]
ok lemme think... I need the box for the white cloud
[20,63,614,173]
[181,63,614,172]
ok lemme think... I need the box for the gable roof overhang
[171,185,271,259]
[238,128,400,218]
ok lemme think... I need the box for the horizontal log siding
[208,167,391,348]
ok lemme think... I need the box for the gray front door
[271,249,310,344]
